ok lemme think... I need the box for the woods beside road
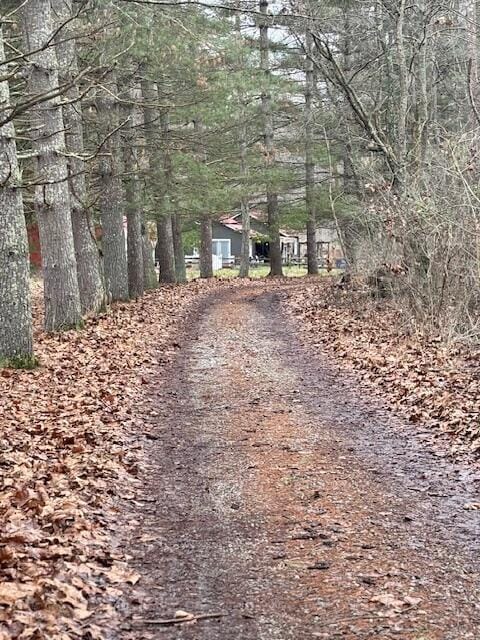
[0,278,479,639]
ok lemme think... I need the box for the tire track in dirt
[122,284,480,640]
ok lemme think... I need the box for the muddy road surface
[122,285,480,640]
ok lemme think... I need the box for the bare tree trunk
[97,71,129,302]
[172,213,187,283]
[142,225,158,290]
[260,0,283,277]
[141,214,157,292]
[142,78,176,283]
[199,217,213,278]
[22,0,82,332]
[467,0,480,179]
[157,216,176,283]
[395,0,408,195]
[238,140,251,278]
[51,0,104,315]
[124,83,145,299]
[158,112,176,283]
[127,199,144,299]
[0,26,33,362]
[195,118,213,278]
[415,0,429,167]
[305,30,318,275]
[236,9,250,278]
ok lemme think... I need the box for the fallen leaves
[0,278,227,639]
[106,564,141,586]
[285,281,480,454]
[371,592,422,617]
[463,502,480,510]
[0,582,36,605]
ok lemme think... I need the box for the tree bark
[51,0,104,315]
[142,225,158,290]
[415,0,429,167]
[158,112,176,283]
[22,0,82,332]
[236,9,250,278]
[141,78,176,283]
[467,0,480,182]
[157,216,176,283]
[260,0,283,276]
[97,71,129,302]
[172,213,187,283]
[395,0,408,195]
[305,30,318,275]
[0,26,33,362]
[195,118,213,278]
[199,216,213,279]
[124,83,145,299]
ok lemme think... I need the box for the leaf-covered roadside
[284,281,480,454]
[0,280,222,640]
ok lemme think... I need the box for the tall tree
[157,111,177,284]
[172,214,187,283]
[236,9,251,278]
[0,25,33,363]
[22,0,83,332]
[96,70,129,302]
[304,29,318,275]
[142,224,158,290]
[51,0,104,315]
[141,77,176,284]
[260,0,283,277]
[195,118,214,279]
[124,82,145,299]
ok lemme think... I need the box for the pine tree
[51,0,105,314]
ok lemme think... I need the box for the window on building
[212,239,231,258]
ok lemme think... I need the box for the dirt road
[122,285,480,639]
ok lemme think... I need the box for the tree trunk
[415,0,429,168]
[260,0,283,276]
[0,26,33,362]
[124,83,145,299]
[158,112,176,283]
[141,78,176,283]
[97,71,129,302]
[142,225,158,290]
[199,217,213,279]
[195,118,214,278]
[127,200,144,299]
[467,0,480,178]
[236,9,250,278]
[172,213,187,283]
[395,0,408,196]
[239,184,251,278]
[22,0,82,332]
[157,216,176,283]
[51,0,104,315]
[305,30,318,275]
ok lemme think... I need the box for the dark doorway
[255,241,270,261]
